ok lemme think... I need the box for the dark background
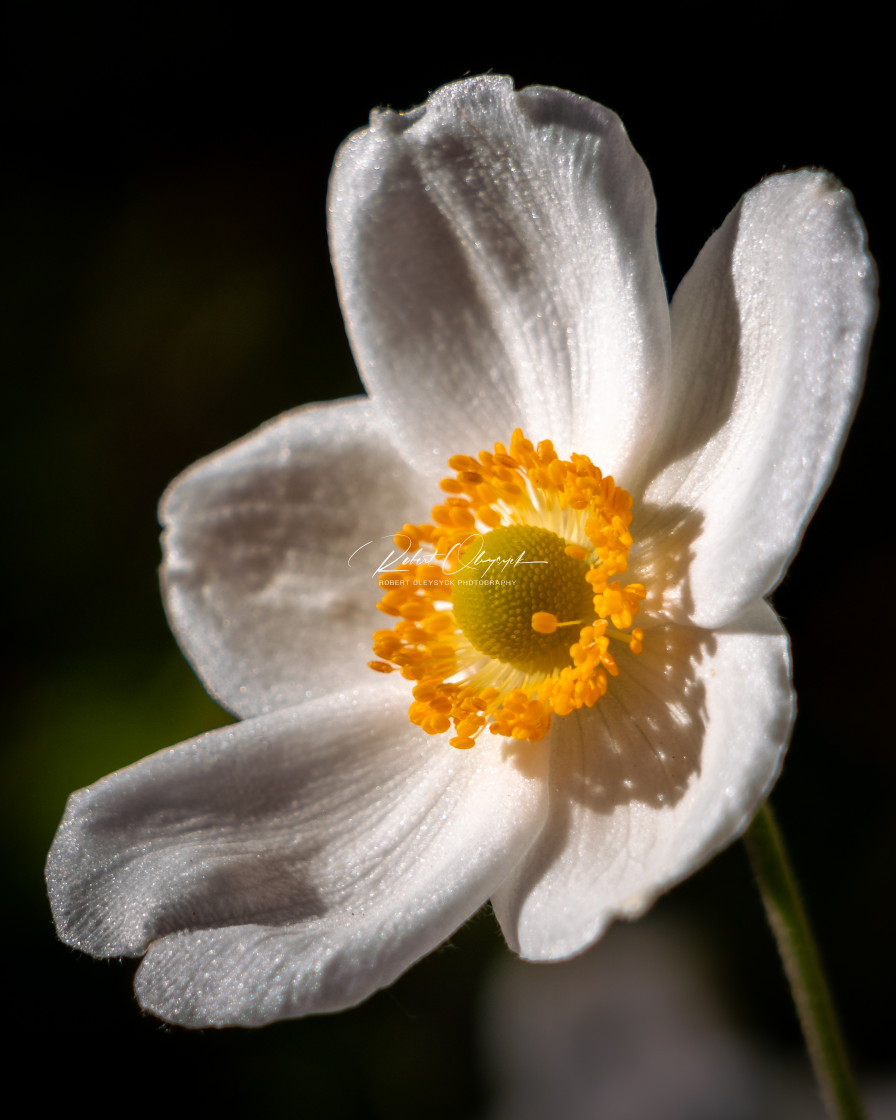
[4,7,892,1116]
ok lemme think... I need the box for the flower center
[451,524,595,675]
[368,430,646,748]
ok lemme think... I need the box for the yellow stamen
[367,660,396,674]
[368,430,646,747]
[531,611,583,634]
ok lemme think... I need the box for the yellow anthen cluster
[369,430,646,748]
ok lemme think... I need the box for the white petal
[162,397,426,718]
[329,75,670,482]
[47,679,548,1026]
[492,600,792,960]
[643,171,875,627]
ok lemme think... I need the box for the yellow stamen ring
[370,430,646,747]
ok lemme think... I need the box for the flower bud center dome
[452,525,595,674]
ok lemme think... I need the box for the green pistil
[451,524,595,674]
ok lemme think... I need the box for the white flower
[46,76,875,1028]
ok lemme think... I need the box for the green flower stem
[744,800,866,1120]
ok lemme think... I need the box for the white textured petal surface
[162,397,425,718]
[329,75,670,484]
[491,600,792,959]
[644,171,875,627]
[47,679,549,1026]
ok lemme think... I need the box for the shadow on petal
[639,197,744,500]
[635,503,703,622]
[513,619,712,851]
[148,848,328,937]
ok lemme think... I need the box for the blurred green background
[4,8,892,1116]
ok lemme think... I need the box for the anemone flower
[47,76,875,1028]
